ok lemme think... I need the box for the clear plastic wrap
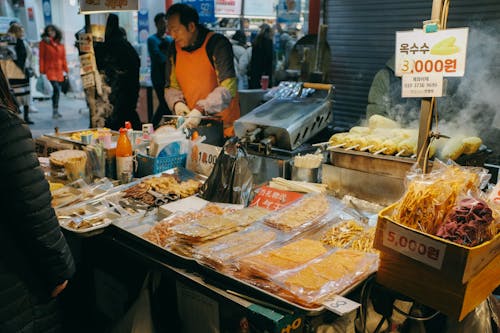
[236,238,328,280]
[141,203,229,248]
[271,249,378,307]
[393,159,491,234]
[263,193,336,233]
[169,206,268,243]
[435,193,496,247]
[193,224,278,272]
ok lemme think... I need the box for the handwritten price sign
[382,222,446,269]
[249,186,303,211]
[395,28,468,77]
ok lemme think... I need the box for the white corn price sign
[395,27,469,78]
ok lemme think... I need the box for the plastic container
[135,153,187,177]
[116,127,133,183]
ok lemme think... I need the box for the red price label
[250,186,303,211]
[383,222,446,269]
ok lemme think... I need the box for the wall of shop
[325,0,500,130]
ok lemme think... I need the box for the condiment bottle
[116,127,133,183]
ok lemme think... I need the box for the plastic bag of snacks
[393,159,490,235]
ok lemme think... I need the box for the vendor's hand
[174,102,190,116]
[182,109,203,128]
[51,280,68,298]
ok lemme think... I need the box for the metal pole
[417,0,444,172]
[240,0,245,32]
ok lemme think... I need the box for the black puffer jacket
[0,108,75,332]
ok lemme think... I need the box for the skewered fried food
[380,138,398,155]
[462,136,482,155]
[397,137,417,156]
[328,133,349,146]
[364,135,385,153]
[438,136,465,161]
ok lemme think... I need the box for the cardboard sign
[395,28,468,77]
[79,53,96,74]
[249,186,303,211]
[78,33,93,53]
[382,221,446,269]
[401,73,443,97]
[186,143,222,177]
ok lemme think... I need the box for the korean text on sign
[395,28,469,77]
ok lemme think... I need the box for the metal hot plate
[234,83,334,151]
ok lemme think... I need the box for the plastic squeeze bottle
[116,127,133,183]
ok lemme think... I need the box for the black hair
[105,13,123,43]
[44,24,63,42]
[166,3,199,29]
[232,30,247,46]
[253,23,272,47]
[154,13,166,26]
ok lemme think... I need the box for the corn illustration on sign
[395,27,469,77]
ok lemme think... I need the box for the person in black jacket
[103,13,142,130]
[0,66,75,332]
[249,23,274,89]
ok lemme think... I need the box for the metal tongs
[147,189,179,207]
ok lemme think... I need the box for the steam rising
[389,22,500,163]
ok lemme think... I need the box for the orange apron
[175,32,240,137]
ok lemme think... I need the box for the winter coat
[0,107,75,332]
[103,37,142,130]
[249,37,273,89]
[231,40,250,90]
[39,38,68,82]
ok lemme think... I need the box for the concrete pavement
[28,93,89,138]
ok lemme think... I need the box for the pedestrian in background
[103,13,142,130]
[0,66,75,332]
[249,23,274,89]
[6,22,34,124]
[148,12,172,128]
[39,24,68,119]
[231,30,251,90]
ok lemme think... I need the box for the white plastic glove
[174,102,190,116]
[182,109,203,128]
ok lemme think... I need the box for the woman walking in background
[39,24,68,119]
[6,23,34,124]
[249,24,274,89]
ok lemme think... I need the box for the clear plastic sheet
[393,159,491,234]
[263,193,337,233]
[271,249,378,307]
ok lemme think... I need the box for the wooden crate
[373,204,500,321]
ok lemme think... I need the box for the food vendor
[164,3,240,138]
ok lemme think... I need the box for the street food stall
[31,0,499,331]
